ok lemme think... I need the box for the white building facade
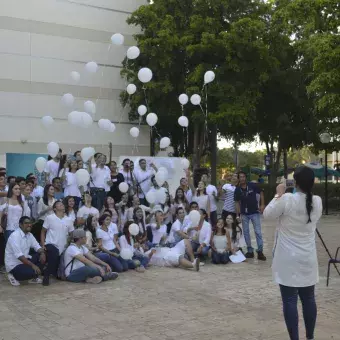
[0,0,149,166]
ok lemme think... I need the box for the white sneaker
[7,273,20,286]
[28,278,43,284]
[200,262,205,266]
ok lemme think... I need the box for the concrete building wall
[0,0,149,166]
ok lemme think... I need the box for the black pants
[90,188,106,211]
[221,210,236,221]
[210,211,218,229]
[10,253,44,281]
[45,244,60,277]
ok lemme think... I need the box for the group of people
[0,150,268,286]
[0,151,325,340]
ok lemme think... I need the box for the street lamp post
[320,133,331,215]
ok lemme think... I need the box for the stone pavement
[0,216,339,340]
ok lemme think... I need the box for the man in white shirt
[77,192,100,227]
[64,229,118,283]
[89,153,110,211]
[44,149,62,183]
[133,159,157,205]
[5,216,46,286]
[168,207,189,245]
[120,158,134,187]
[221,173,238,220]
[41,201,74,286]
[0,173,8,205]
[201,174,218,228]
[184,209,212,258]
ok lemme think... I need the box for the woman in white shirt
[225,214,246,253]
[149,210,167,247]
[60,159,81,207]
[172,187,189,215]
[0,183,30,242]
[64,196,77,226]
[190,180,210,220]
[101,196,119,224]
[210,218,231,264]
[263,167,322,340]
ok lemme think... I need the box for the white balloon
[155,171,166,187]
[109,123,116,132]
[62,93,74,107]
[157,167,169,179]
[138,105,147,116]
[120,248,133,260]
[146,191,156,204]
[127,46,140,60]
[68,111,82,126]
[204,70,215,84]
[188,210,200,226]
[160,137,171,149]
[111,33,124,45]
[127,84,137,95]
[156,189,167,205]
[70,71,80,82]
[80,112,93,128]
[85,61,98,73]
[84,100,96,114]
[119,182,129,193]
[179,94,189,105]
[81,147,95,162]
[98,119,112,131]
[129,223,140,236]
[181,158,190,170]
[146,113,158,127]
[42,116,54,128]
[35,157,47,173]
[75,169,90,186]
[47,142,59,158]
[178,116,189,127]
[190,94,201,106]
[130,127,140,138]
[138,67,153,83]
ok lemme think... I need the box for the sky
[217,136,266,152]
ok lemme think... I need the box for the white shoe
[7,273,20,286]
[136,266,145,273]
[28,278,43,284]
[86,276,102,284]
[200,262,205,266]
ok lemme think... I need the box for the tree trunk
[268,142,282,188]
[283,149,288,179]
[210,124,217,185]
[192,122,200,169]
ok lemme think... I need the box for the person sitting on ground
[5,216,46,286]
[172,187,189,215]
[84,215,99,252]
[149,210,167,247]
[167,207,189,246]
[100,196,119,224]
[145,239,200,271]
[210,218,231,265]
[64,196,77,226]
[185,208,211,259]
[225,214,246,254]
[77,192,100,227]
[127,195,151,223]
[133,207,148,246]
[64,229,118,284]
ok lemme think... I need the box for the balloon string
[95,44,111,109]
[153,126,162,138]
[143,87,150,112]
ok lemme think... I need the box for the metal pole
[325,148,328,215]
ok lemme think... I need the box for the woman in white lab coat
[264,167,322,340]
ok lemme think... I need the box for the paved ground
[0,215,339,340]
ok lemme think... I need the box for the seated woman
[145,239,200,271]
[95,214,136,272]
[101,196,119,224]
[133,207,148,246]
[149,210,167,247]
[225,214,246,254]
[84,215,99,252]
[119,221,152,272]
[210,218,231,264]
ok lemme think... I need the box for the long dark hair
[214,218,226,235]
[98,214,111,227]
[199,208,209,222]
[123,221,135,245]
[84,215,97,246]
[58,154,67,174]
[294,166,315,223]
[63,195,77,216]
[7,183,23,205]
[174,187,188,204]
[196,181,207,196]
[133,207,145,234]
[43,184,53,205]
[231,219,243,243]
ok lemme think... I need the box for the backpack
[57,252,74,281]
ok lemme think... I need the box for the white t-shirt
[64,172,81,197]
[192,194,209,211]
[150,223,167,244]
[77,206,99,220]
[206,184,218,212]
[37,197,56,221]
[32,185,44,199]
[0,202,31,231]
[119,169,134,186]
[90,165,110,191]
[0,185,8,205]
[43,214,75,255]
[96,223,118,250]
[64,243,89,277]
[168,219,185,244]
[119,234,134,252]
[133,168,154,198]
[45,160,60,183]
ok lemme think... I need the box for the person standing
[107,161,124,204]
[221,173,238,220]
[263,166,322,340]
[234,171,266,260]
[201,174,218,228]
[44,149,62,184]
[40,201,74,286]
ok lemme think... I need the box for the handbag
[0,203,8,230]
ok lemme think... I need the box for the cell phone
[285,179,294,188]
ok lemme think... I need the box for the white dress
[263,192,322,287]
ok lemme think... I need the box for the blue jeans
[67,266,101,283]
[112,249,136,270]
[10,253,44,281]
[241,213,263,252]
[90,189,106,211]
[45,244,60,277]
[191,241,210,258]
[133,254,149,268]
[95,252,124,272]
[280,285,317,340]
[211,250,229,264]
